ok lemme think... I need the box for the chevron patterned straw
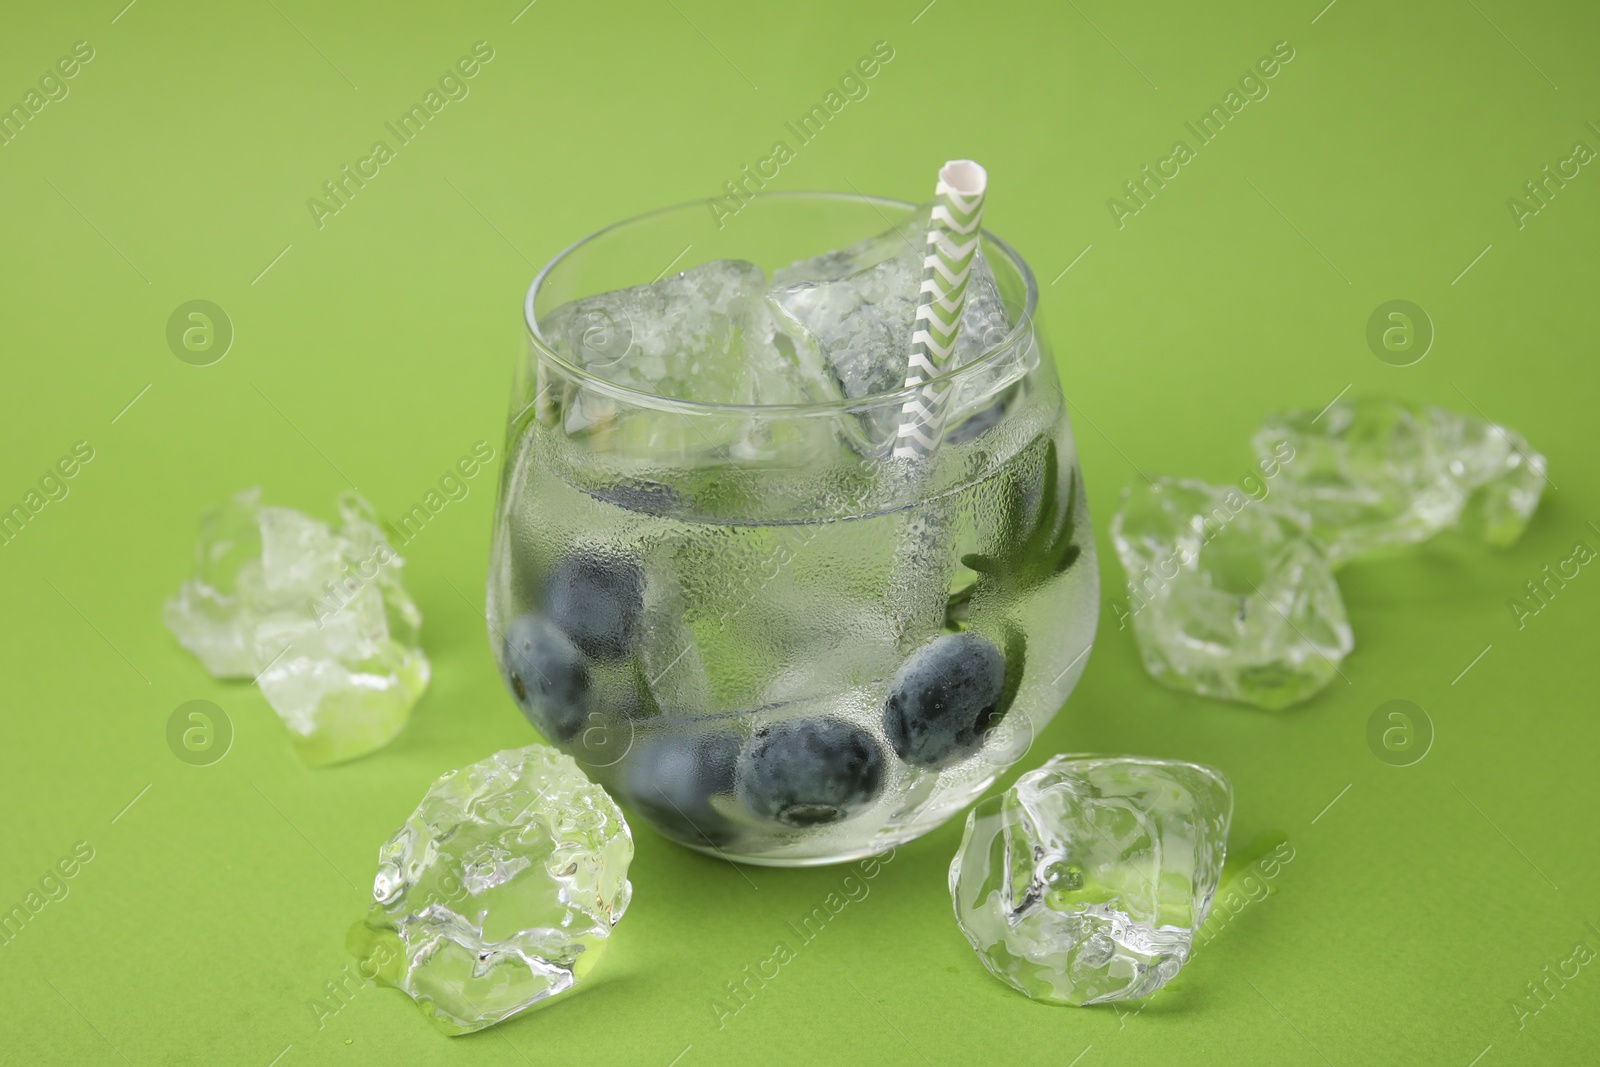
[892,159,988,460]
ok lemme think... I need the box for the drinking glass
[487,192,1098,865]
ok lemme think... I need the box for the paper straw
[892,159,988,460]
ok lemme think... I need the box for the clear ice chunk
[163,488,428,765]
[766,206,1011,442]
[1110,478,1352,710]
[950,755,1232,1006]
[1252,395,1547,563]
[348,745,633,1035]
[538,259,811,407]
[1426,405,1546,548]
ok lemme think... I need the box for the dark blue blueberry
[546,550,644,660]
[737,718,885,827]
[503,612,591,742]
[884,632,1007,769]
[621,733,741,847]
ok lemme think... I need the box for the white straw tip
[938,160,987,197]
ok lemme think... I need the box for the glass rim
[523,189,1039,416]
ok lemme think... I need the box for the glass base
[684,831,917,868]
[673,774,997,867]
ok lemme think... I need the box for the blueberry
[884,632,1007,769]
[503,612,591,742]
[737,718,886,827]
[622,733,740,847]
[546,550,644,660]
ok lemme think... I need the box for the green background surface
[2,0,1597,1064]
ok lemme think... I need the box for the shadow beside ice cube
[950,755,1233,1007]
